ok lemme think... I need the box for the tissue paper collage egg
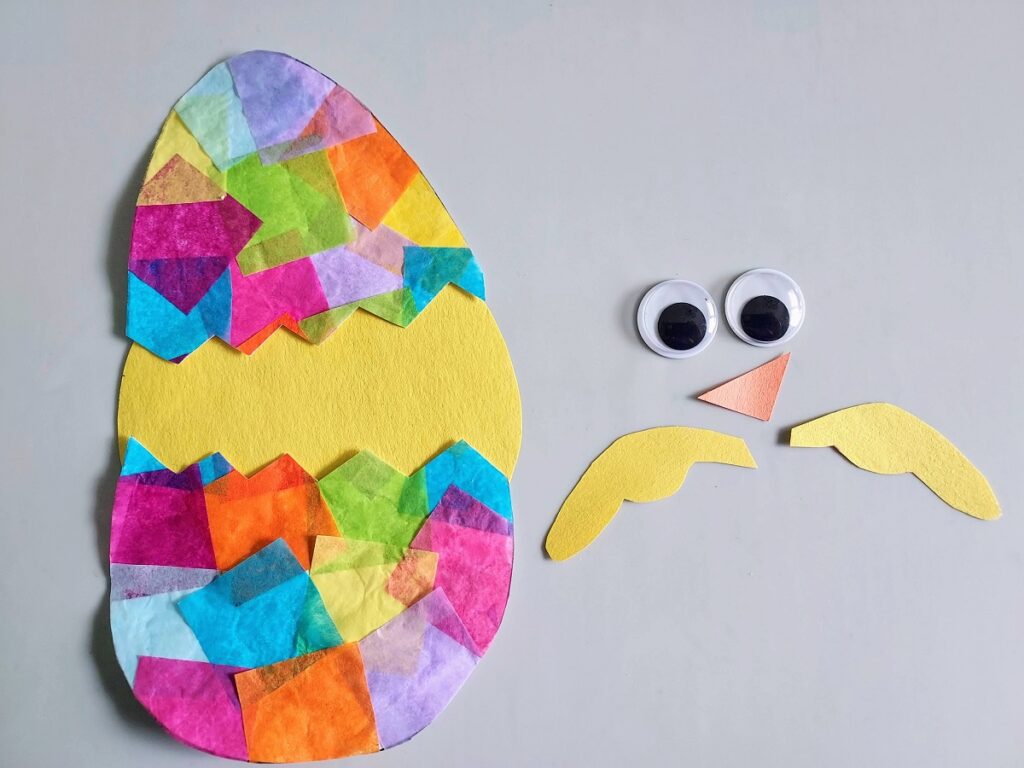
[110,51,521,762]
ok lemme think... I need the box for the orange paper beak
[697,353,790,421]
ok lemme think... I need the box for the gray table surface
[3,1,1023,765]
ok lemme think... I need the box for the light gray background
[2,1,1023,765]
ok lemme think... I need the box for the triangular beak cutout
[697,353,790,421]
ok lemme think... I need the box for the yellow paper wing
[545,427,756,561]
[790,403,1000,520]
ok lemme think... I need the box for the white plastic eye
[637,280,718,358]
[724,268,805,347]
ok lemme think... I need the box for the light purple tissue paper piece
[228,51,334,151]
[111,564,219,600]
[310,245,404,308]
[273,87,377,163]
[431,486,514,537]
[359,590,480,749]
[304,86,376,147]
[348,219,410,276]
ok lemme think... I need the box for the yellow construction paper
[381,173,467,247]
[117,287,521,478]
[545,427,756,561]
[790,403,1000,520]
[143,111,224,188]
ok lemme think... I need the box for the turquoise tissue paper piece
[197,452,234,485]
[177,539,341,668]
[121,438,167,477]
[403,247,484,312]
[175,62,258,170]
[421,440,512,520]
[126,269,231,361]
[110,588,209,685]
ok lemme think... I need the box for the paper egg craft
[110,50,521,762]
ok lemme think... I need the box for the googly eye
[724,268,805,346]
[637,280,718,358]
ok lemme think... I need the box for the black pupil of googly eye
[740,295,790,342]
[657,302,707,350]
